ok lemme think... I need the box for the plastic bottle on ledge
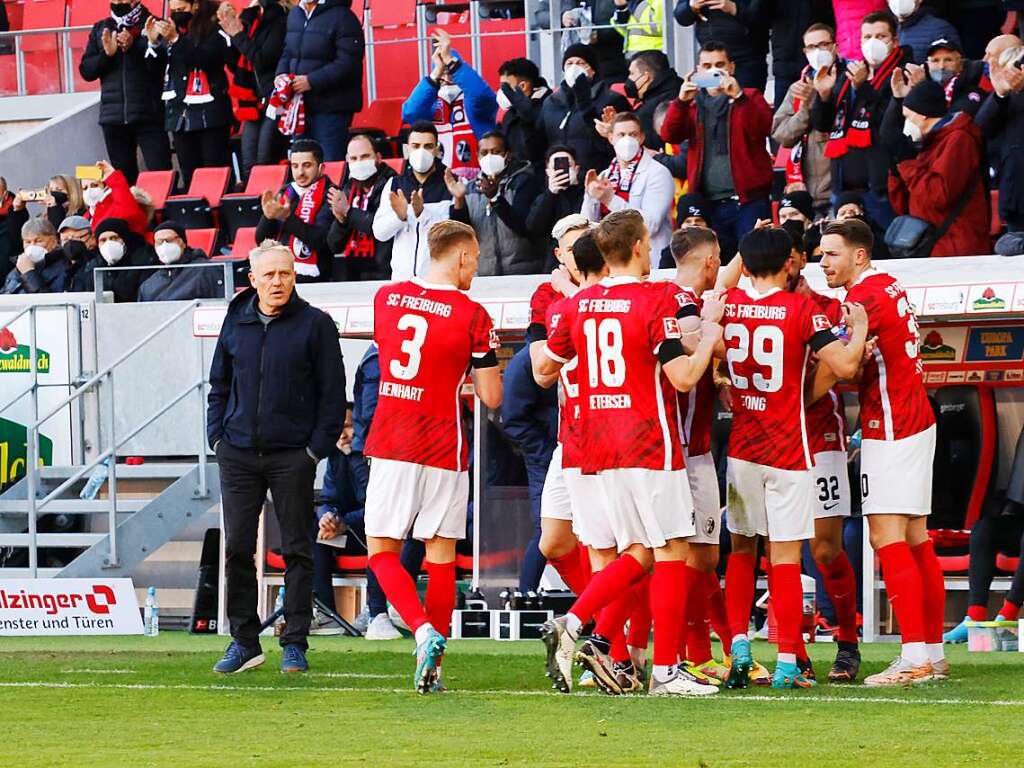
[80,459,110,500]
[144,587,159,637]
[273,587,286,636]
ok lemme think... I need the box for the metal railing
[92,261,239,304]
[0,298,211,577]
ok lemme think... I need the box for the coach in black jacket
[208,241,346,674]
[79,0,171,183]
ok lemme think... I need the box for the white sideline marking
[60,669,135,675]
[308,672,405,680]
[2,680,1023,707]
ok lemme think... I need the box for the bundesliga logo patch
[812,314,831,333]
[663,318,682,339]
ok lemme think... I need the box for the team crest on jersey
[812,314,831,333]
[663,318,682,339]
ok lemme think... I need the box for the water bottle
[273,587,286,636]
[144,587,159,637]
[80,459,110,500]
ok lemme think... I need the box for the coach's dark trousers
[218,441,317,651]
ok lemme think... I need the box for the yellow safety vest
[611,1,664,55]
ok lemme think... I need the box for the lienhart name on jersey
[379,381,425,402]
[385,293,453,317]
[725,304,788,320]
[578,298,631,313]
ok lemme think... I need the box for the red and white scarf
[267,74,306,136]
[825,47,902,160]
[601,152,642,216]
[342,184,376,260]
[184,68,214,104]
[285,177,327,278]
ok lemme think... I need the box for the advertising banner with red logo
[0,579,143,635]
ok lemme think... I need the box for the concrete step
[38,463,197,481]
[0,499,150,515]
[0,532,107,547]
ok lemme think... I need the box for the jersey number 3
[391,313,428,380]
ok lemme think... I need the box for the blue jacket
[351,344,379,454]
[207,287,346,458]
[401,52,498,138]
[500,345,557,482]
[276,0,365,115]
[898,9,961,64]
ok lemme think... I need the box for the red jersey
[673,285,715,457]
[529,282,561,334]
[364,279,499,471]
[723,286,837,471]
[805,290,848,455]
[545,276,687,474]
[545,297,582,468]
[845,270,935,441]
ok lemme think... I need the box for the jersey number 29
[724,324,784,393]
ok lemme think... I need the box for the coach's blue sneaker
[772,661,817,689]
[943,616,971,644]
[213,641,265,674]
[725,638,752,689]
[414,628,446,694]
[280,644,308,673]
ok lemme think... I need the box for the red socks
[706,571,731,656]
[1000,600,1021,621]
[683,565,712,664]
[570,553,645,626]
[967,604,987,621]
[910,540,946,645]
[626,575,652,650]
[595,588,637,663]
[876,541,925,644]
[725,552,756,639]
[368,551,429,633]
[424,560,457,639]
[771,563,804,656]
[550,548,590,596]
[817,551,859,645]
[651,560,690,667]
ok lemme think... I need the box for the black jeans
[239,117,285,183]
[219,441,317,651]
[101,122,172,185]
[968,512,1024,610]
[173,125,232,190]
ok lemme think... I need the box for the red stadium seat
[382,157,404,174]
[351,97,406,138]
[996,553,1020,574]
[323,161,346,185]
[134,170,177,214]
[230,226,258,259]
[69,0,115,92]
[220,164,288,241]
[20,0,68,95]
[186,228,219,258]
[164,167,232,229]
[369,0,416,26]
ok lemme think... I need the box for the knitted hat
[833,191,864,212]
[903,79,948,119]
[676,193,709,223]
[562,43,599,75]
[154,220,187,242]
[94,217,131,241]
[779,190,814,222]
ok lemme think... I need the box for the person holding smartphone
[526,145,587,271]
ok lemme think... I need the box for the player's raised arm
[814,301,869,380]
[472,365,503,408]
[663,319,724,392]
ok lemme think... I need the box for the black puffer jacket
[225,2,288,101]
[79,7,167,126]
[634,68,683,150]
[276,0,365,115]
[497,83,551,170]
[326,162,398,281]
[137,248,226,301]
[162,26,233,132]
[540,76,630,174]
[673,0,770,90]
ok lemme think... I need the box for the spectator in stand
[465,132,545,276]
[887,0,959,62]
[534,0,628,81]
[766,0,836,105]
[0,179,14,278]
[79,0,172,185]
[145,1,232,190]
[2,216,95,295]
[656,192,712,266]
[831,189,891,257]
[659,41,774,260]
[82,161,151,236]
[773,23,839,217]
[255,139,335,283]
[674,0,771,91]
[525,145,587,270]
[138,220,226,301]
[811,11,911,231]
[625,51,684,149]
[881,78,989,256]
[326,135,398,281]
[582,112,675,256]
[612,0,665,55]
[276,0,365,162]
[497,58,552,171]
[90,218,158,303]
[540,43,631,174]
[778,190,817,227]
[831,0,885,62]
[977,48,1024,249]
[402,29,497,174]
[7,175,88,256]
[891,37,990,119]
[372,122,471,279]
[218,0,289,182]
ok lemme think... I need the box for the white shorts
[563,468,616,550]
[540,444,573,522]
[364,458,468,541]
[598,468,695,551]
[812,450,851,519]
[726,457,815,542]
[686,452,722,545]
[860,424,936,517]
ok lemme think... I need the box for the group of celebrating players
[358,206,946,696]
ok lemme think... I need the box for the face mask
[888,0,916,18]
[623,78,640,100]
[156,241,182,265]
[862,38,891,67]
[613,136,640,162]
[347,158,377,181]
[63,239,88,262]
[479,153,506,177]
[495,88,513,111]
[437,84,462,104]
[100,240,125,265]
[83,186,107,208]
[806,49,835,72]
[563,64,587,88]
[50,190,68,208]
[929,68,956,86]
[408,148,435,174]
[903,118,923,142]
[170,10,193,29]
[24,245,47,264]
[111,2,133,16]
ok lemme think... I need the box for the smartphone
[21,189,47,202]
[76,165,103,181]
[693,69,725,90]
[553,156,570,176]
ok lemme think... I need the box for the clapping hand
[443,169,467,201]
[411,188,425,218]
[847,60,868,88]
[390,188,409,221]
[217,3,244,36]
[260,190,290,221]
[327,187,350,221]
[101,27,118,56]
[584,168,613,204]
[890,67,910,99]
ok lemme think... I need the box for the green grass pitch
[1,634,1022,767]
